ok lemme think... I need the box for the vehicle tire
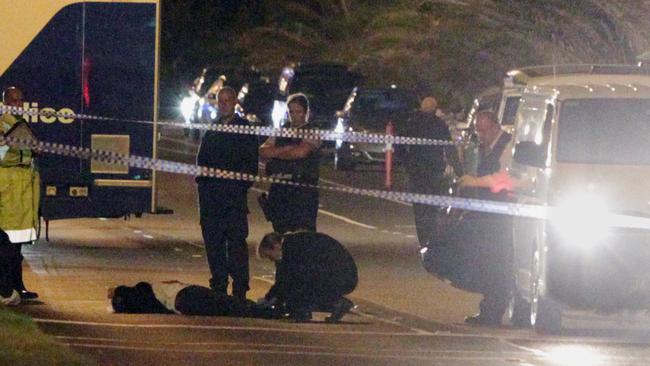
[334,151,355,171]
[530,250,562,334]
[508,290,531,328]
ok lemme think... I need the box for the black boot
[325,297,354,323]
[12,247,38,300]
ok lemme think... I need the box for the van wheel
[531,296,562,334]
[530,250,562,334]
[508,290,531,328]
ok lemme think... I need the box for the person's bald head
[217,86,237,118]
[3,87,24,108]
[475,111,501,146]
[420,96,438,114]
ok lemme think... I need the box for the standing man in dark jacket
[257,231,357,322]
[458,110,513,326]
[196,86,258,302]
[399,97,461,247]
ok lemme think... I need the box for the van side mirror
[513,141,546,168]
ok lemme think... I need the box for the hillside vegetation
[163,0,650,109]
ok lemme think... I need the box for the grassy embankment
[0,306,94,365]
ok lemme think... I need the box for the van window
[501,96,520,126]
[514,95,549,144]
[557,99,650,165]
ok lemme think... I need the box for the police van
[506,64,650,333]
[0,1,164,237]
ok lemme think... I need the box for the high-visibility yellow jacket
[0,113,40,244]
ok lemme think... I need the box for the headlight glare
[550,192,610,247]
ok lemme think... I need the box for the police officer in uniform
[0,87,40,304]
[259,93,320,234]
[458,110,513,326]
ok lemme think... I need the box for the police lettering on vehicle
[0,102,75,124]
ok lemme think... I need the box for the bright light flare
[272,100,287,128]
[544,345,605,366]
[334,117,346,149]
[550,192,610,247]
[180,95,199,124]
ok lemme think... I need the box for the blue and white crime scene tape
[4,105,650,232]
[0,105,457,146]
[0,134,545,220]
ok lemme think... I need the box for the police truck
[0,0,164,236]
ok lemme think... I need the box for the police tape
[0,105,457,147]
[0,134,546,220]
[5,134,650,232]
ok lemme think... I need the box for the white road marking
[318,209,377,230]
[318,177,412,207]
[252,188,376,230]
[255,275,433,336]
[61,342,545,362]
[54,335,533,356]
[34,317,435,336]
[353,311,434,336]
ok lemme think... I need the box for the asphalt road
[12,128,650,365]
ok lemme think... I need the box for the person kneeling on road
[108,280,278,318]
[257,231,358,323]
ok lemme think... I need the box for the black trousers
[408,175,445,246]
[0,231,20,297]
[175,285,235,316]
[284,270,357,312]
[267,184,318,234]
[413,203,441,247]
[466,212,513,320]
[200,215,250,297]
[197,183,251,298]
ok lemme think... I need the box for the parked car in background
[240,78,276,128]
[179,66,266,138]
[272,62,362,130]
[333,86,419,170]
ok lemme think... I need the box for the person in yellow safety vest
[0,86,40,305]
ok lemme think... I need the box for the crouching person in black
[257,232,358,323]
[108,280,278,318]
